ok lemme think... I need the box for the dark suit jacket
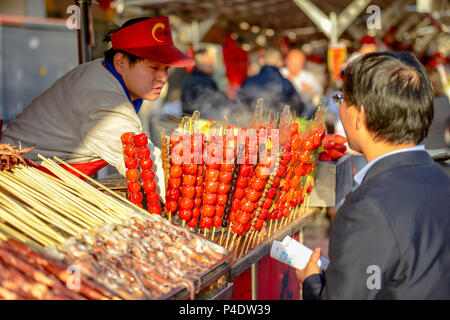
[303,150,450,299]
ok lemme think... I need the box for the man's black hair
[103,17,150,65]
[343,51,434,145]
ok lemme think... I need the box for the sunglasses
[332,92,344,105]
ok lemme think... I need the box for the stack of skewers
[0,148,227,300]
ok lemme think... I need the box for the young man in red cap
[1,17,194,199]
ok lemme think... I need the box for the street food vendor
[0,16,194,198]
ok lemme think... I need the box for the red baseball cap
[111,16,195,68]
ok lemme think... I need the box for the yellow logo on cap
[152,23,165,42]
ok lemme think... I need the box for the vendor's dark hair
[343,51,434,145]
[103,17,150,65]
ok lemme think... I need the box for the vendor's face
[115,54,169,101]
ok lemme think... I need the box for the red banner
[222,34,248,99]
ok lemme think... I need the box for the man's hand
[296,247,321,285]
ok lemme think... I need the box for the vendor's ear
[113,52,129,76]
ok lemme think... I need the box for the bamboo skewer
[256,231,262,246]
[0,206,57,246]
[12,168,102,226]
[233,236,242,262]
[268,219,273,238]
[211,227,216,241]
[25,166,126,223]
[227,233,237,251]
[45,156,149,219]
[224,225,232,248]
[3,169,104,228]
[0,220,37,245]
[0,189,83,237]
[243,231,256,257]
[274,219,279,234]
[250,229,260,250]
[219,227,225,245]
[238,231,252,259]
[0,191,65,243]
[0,172,99,231]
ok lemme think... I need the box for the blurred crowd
[151,34,449,154]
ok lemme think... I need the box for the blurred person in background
[297,52,450,299]
[347,35,378,64]
[422,66,450,152]
[281,49,323,118]
[181,48,230,120]
[247,50,264,77]
[235,47,305,116]
[0,17,194,199]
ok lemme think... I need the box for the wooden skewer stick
[0,206,57,246]
[228,233,237,252]
[211,227,216,241]
[50,156,153,218]
[224,225,232,248]
[0,183,69,242]
[26,166,127,223]
[3,169,104,228]
[245,230,256,256]
[251,228,262,249]
[233,236,242,262]
[0,220,38,246]
[238,231,251,259]
[12,168,104,228]
[305,195,310,215]
[285,211,291,226]
[268,219,273,238]
[289,207,296,223]
[257,230,264,246]
[281,216,286,228]
[274,219,279,234]
[35,161,133,224]
[218,227,225,246]
[247,230,257,254]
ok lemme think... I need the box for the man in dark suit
[297,52,450,299]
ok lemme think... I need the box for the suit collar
[362,150,432,185]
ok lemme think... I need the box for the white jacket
[1,59,165,198]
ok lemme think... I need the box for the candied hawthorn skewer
[133,133,161,214]
[121,132,143,208]
[187,133,206,229]
[177,135,198,227]
[165,133,183,219]
[199,136,223,234]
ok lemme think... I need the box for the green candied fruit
[295,117,310,134]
